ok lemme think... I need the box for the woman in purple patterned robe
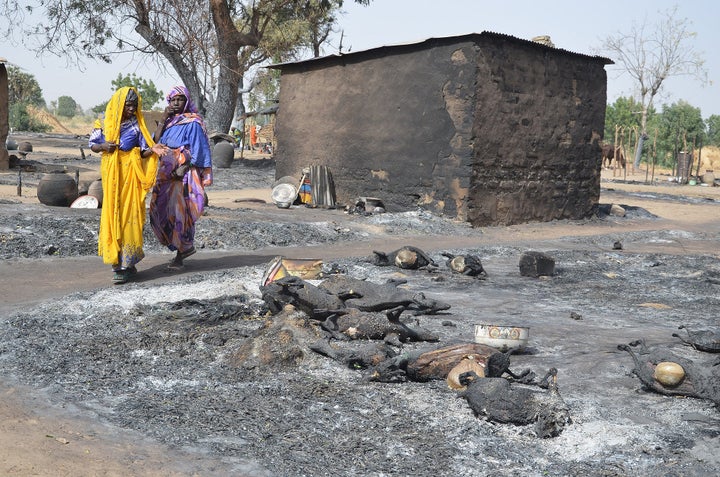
[149,86,213,269]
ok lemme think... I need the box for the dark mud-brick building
[271,32,611,226]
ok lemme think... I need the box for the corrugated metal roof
[269,31,613,69]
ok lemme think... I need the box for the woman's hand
[150,143,169,156]
[201,167,213,186]
[103,142,118,153]
[161,105,175,121]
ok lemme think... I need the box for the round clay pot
[701,170,715,185]
[213,141,235,168]
[18,141,33,153]
[37,172,79,207]
[87,179,103,207]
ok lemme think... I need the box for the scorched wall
[272,33,609,226]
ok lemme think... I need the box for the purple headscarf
[166,85,199,114]
[164,85,206,134]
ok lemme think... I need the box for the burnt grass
[1,146,720,476]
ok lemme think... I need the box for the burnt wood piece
[618,340,720,405]
[441,252,488,278]
[519,251,555,277]
[260,276,345,319]
[672,325,720,353]
[458,368,572,438]
[318,274,451,315]
[320,306,439,343]
[371,246,437,269]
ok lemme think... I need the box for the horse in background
[601,143,626,169]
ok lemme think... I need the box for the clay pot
[213,141,235,168]
[701,170,715,185]
[87,179,103,207]
[18,141,33,153]
[37,172,78,207]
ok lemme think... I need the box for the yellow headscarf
[104,86,155,148]
[101,86,158,191]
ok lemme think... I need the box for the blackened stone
[519,251,555,277]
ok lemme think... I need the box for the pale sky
[2,0,718,117]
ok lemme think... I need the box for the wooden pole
[613,125,620,176]
[651,129,657,183]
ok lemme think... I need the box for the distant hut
[269,32,612,226]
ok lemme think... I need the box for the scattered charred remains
[319,306,439,343]
[618,339,720,405]
[441,252,488,278]
[229,305,325,370]
[672,325,720,353]
[458,368,572,438]
[317,274,450,314]
[370,245,437,269]
[261,274,451,319]
[260,275,345,318]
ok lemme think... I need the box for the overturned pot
[37,171,79,207]
[87,178,103,207]
[213,141,235,168]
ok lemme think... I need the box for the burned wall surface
[273,33,608,225]
[468,35,607,225]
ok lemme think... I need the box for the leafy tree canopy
[705,115,720,147]
[7,66,46,108]
[92,73,164,113]
[56,95,78,118]
[6,0,372,132]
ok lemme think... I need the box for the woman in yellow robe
[88,87,168,283]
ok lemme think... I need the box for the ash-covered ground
[1,137,719,476]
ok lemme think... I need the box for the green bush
[9,103,51,133]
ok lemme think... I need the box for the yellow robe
[97,87,158,267]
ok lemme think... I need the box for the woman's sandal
[166,257,184,271]
[112,270,129,284]
[179,247,196,260]
[112,266,137,284]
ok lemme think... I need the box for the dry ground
[1,134,719,476]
